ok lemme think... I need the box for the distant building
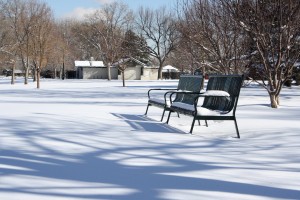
[75,58,159,80]
[3,69,26,77]
[162,65,180,79]
[113,57,158,80]
[75,60,118,79]
[1,59,30,77]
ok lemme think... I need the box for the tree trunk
[37,68,40,89]
[24,54,29,85]
[107,65,111,81]
[59,67,62,79]
[158,64,163,80]
[11,62,15,85]
[24,67,29,85]
[122,71,125,87]
[33,68,37,82]
[202,66,206,90]
[270,93,279,108]
[62,62,65,80]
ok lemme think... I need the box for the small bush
[284,79,292,87]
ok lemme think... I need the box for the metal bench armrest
[147,88,178,99]
[169,91,204,104]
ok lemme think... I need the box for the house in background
[113,57,158,80]
[3,69,26,77]
[162,65,180,79]
[141,66,159,80]
[75,60,118,79]
[75,57,159,80]
[1,59,32,77]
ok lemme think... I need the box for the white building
[75,58,159,80]
[75,60,118,79]
[114,57,158,80]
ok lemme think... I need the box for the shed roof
[162,65,179,72]
[112,57,147,67]
[75,61,104,67]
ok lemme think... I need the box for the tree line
[1,0,300,108]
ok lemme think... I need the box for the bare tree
[45,23,64,79]
[0,0,58,86]
[223,0,300,108]
[136,6,179,79]
[70,21,97,60]
[75,1,133,81]
[113,57,147,87]
[53,20,75,80]
[0,0,22,84]
[168,31,205,75]
[29,2,53,88]
[0,0,37,84]
[40,21,72,80]
[176,0,247,75]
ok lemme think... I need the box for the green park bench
[145,75,204,122]
[166,75,244,138]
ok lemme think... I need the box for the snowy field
[0,77,300,200]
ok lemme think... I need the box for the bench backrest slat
[175,75,203,105]
[202,75,244,113]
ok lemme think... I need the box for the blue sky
[43,0,177,20]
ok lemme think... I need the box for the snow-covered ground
[0,78,299,200]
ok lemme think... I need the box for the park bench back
[202,75,244,114]
[174,75,203,105]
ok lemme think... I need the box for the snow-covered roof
[162,65,179,72]
[112,57,147,67]
[141,66,158,69]
[75,61,104,67]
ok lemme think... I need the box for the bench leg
[145,104,150,115]
[166,111,172,124]
[205,120,208,127]
[190,117,196,134]
[161,109,166,121]
[234,118,240,138]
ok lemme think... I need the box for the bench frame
[166,75,244,138]
[145,75,203,121]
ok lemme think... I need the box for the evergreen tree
[121,30,150,66]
